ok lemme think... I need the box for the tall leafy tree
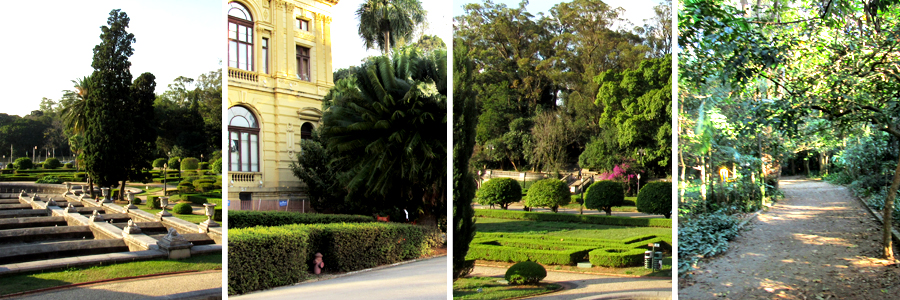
[83,9,156,194]
[452,39,477,280]
[356,0,426,55]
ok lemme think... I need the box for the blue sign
[227,200,230,206]
[279,200,288,207]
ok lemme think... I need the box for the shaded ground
[468,265,671,299]
[679,177,900,299]
[7,270,221,300]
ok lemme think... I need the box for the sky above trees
[3,0,220,117]
[453,0,666,28]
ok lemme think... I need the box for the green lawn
[453,276,560,300]
[0,254,221,296]
[140,208,209,224]
[476,217,670,240]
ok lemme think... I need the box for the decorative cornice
[323,16,332,24]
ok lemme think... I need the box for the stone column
[323,16,333,86]
[315,13,327,86]
[285,2,296,79]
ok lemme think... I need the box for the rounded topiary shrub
[211,158,222,174]
[198,162,209,170]
[35,175,63,184]
[63,162,74,169]
[167,157,181,170]
[178,181,195,194]
[152,158,167,169]
[43,157,61,169]
[5,163,12,169]
[147,196,162,209]
[131,196,142,206]
[524,179,570,212]
[636,181,672,218]
[476,178,522,209]
[181,157,199,171]
[584,180,624,215]
[173,203,193,214]
[14,157,33,170]
[504,261,546,285]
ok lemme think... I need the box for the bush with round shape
[504,261,546,285]
[198,162,209,170]
[5,163,12,169]
[524,179,570,212]
[147,196,162,209]
[178,181,195,194]
[152,158,167,169]
[14,158,33,170]
[131,196,142,206]
[173,203,193,214]
[43,157,61,169]
[181,157,199,171]
[636,181,672,218]
[167,157,181,170]
[211,158,222,174]
[64,162,74,168]
[476,178,522,209]
[35,175,63,184]
[584,180,624,216]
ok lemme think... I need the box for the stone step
[0,239,129,265]
[0,216,68,230]
[0,204,33,210]
[0,210,49,219]
[0,249,167,277]
[0,199,22,204]
[0,226,93,244]
[149,233,216,246]
[75,207,105,214]
[95,213,132,223]
[110,221,168,235]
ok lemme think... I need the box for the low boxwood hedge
[589,248,647,267]
[228,222,441,295]
[229,211,375,229]
[474,209,671,228]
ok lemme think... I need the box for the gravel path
[8,270,222,300]
[679,177,900,299]
[470,265,672,299]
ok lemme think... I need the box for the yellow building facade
[226,0,337,211]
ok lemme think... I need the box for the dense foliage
[584,180,624,215]
[636,182,672,218]
[524,179,570,212]
[229,211,374,229]
[677,212,739,275]
[505,261,546,285]
[476,178,522,210]
[452,39,479,281]
[13,158,33,170]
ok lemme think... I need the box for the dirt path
[679,177,900,299]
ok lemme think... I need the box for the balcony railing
[230,172,262,187]
[228,68,258,83]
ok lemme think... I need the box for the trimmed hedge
[198,162,210,170]
[228,222,441,295]
[474,209,671,228]
[63,162,74,168]
[589,248,647,267]
[466,242,593,265]
[147,195,162,209]
[229,211,374,229]
[476,178,522,209]
[173,203,193,214]
[505,261,546,285]
[185,195,208,205]
[43,158,61,169]
[181,157,199,171]
[13,158,33,170]
[636,182,672,218]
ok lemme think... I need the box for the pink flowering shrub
[597,163,642,196]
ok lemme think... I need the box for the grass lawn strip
[476,217,670,239]
[453,276,561,300]
[0,254,222,296]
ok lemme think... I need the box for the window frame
[228,2,254,71]
[261,37,269,74]
[297,45,311,81]
[228,106,260,173]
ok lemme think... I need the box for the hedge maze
[466,232,671,268]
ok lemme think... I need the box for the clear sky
[453,0,666,29]
[2,0,221,117]
[331,0,453,70]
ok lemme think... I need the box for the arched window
[300,122,314,140]
[228,2,254,71]
[228,106,259,172]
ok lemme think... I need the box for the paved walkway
[8,270,222,300]
[475,203,665,219]
[470,265,671,299]
[679,177,900,299]
[234,257,447,300]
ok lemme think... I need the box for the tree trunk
[383,31,390,56]
[883,153,900,260]
[804,156,810,177]
[119,180,126,201]
[700,156,707,204]
[88,177,94,199]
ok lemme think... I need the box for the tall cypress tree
[83,9,155,191]
[452,39,478,280]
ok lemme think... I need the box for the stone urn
[124,191,138,209]
[65,182,72,194]
[157,197,172,219]
[100,187,111,203]
[199,203,219,232]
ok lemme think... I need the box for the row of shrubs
[474,209,671,228]
[5,158,73,170]
[229,222,442,295]
[151,157,222,174]
[229,210,374,229]
[466,233,670,267]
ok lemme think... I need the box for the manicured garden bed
[474,209,671,228]
[453,276,561,300]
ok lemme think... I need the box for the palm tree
[356,0,426,56]
[322,48,446,224]
[60,75,95,197]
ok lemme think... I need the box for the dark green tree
[452,39,477,280]
[584,180,624,215]
[83,9,156,195]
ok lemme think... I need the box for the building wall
[227,0,337,209]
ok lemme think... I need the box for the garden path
[7,270,221,300]
[469,265,671,299]
[679,177,900,299]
